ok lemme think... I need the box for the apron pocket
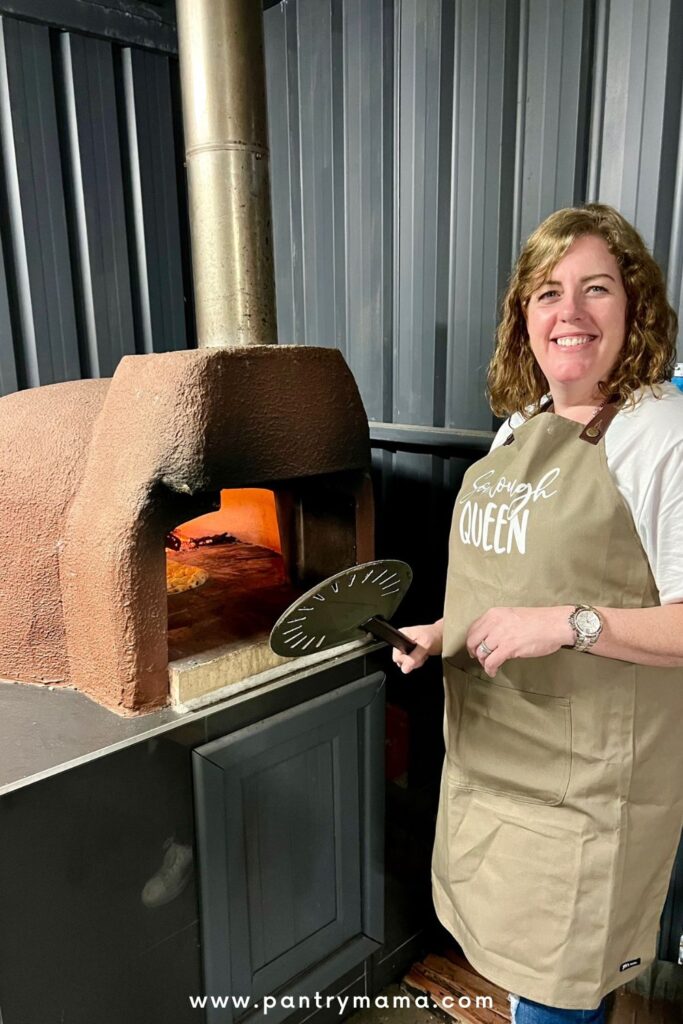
[447,796,579,971]
[446,664,572,805]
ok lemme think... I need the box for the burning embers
[166,531,237,552]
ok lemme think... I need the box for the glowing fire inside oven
[165,487,282,594]
[167,488,282,556]
[165,488,296,662]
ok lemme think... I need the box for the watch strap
[573,632,595,654]
[569,604,603,653]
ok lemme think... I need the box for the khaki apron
[432,404,683,1009]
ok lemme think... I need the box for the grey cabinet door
[193,671,385,1023]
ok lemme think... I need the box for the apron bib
[432,405,683,1009]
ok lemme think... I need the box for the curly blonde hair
[488,204,678,417]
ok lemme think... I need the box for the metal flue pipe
[176,0,277,347]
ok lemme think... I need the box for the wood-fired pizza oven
[0,345,372,715]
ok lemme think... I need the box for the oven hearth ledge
[169,637,367,712]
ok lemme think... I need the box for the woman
[394,204,683,1024]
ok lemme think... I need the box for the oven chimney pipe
[176,0,277,347]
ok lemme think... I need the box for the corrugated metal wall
[1,0,681,415]
[0,0,189,396]
[265,0,683,434]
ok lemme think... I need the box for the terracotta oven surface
[0,346,372,716]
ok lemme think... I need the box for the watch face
[576,609,600,634]
[270,559,412,657]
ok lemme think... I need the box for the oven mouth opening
[160,473,371,709]
[165,487,304,665]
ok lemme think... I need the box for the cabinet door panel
[244,744,339,963]
[194,671,385,1022]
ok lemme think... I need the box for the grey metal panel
[0,17,80,388]
[391,0,444,516]
[515,0,592,247]
[588,0,683,350]
[342,0,392,422]
[652,1,683,278]
[591,0,679,258]
[445,0,515,431]
[393,0,442,427]
[60,31,136,378]
[370,420,494,458]
[120,47,186,353]
[293,0,346,352]
[664,4,683,356]
[0,237,17,395]
[0,0,177,54]
[264,0,305,346]
[330,0,348,358]
[586,0,609,203]
[265,0,395,414]
[669,98,683,355]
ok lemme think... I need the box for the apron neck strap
[578,397,620,444]
[538,395,620,444]
[503,395,621,446]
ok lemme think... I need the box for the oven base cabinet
[193,672,385,1024]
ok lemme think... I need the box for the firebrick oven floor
[167,541,304,661]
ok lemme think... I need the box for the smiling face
[524,234,628,405]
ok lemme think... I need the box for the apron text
[457,466,561,555]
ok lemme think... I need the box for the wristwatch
[568,605,603,653]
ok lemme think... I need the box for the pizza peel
[270,559,416,657]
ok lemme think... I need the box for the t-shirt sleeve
[633,441,683,605]
[605,385,683,604]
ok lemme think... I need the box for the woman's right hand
[392,618,444,674]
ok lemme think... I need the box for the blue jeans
[510,994,606,1024]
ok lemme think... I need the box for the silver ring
[479,641,493,657]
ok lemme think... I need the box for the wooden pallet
[403,951,511,1024]
[403,951,682,1024]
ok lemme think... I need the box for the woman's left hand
[466,606,574,677]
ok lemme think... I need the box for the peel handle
[361,616,416,654]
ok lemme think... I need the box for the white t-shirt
[491,382,683,605]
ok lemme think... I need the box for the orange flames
[167,488,282,553]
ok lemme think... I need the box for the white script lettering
[459,467,561,519]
